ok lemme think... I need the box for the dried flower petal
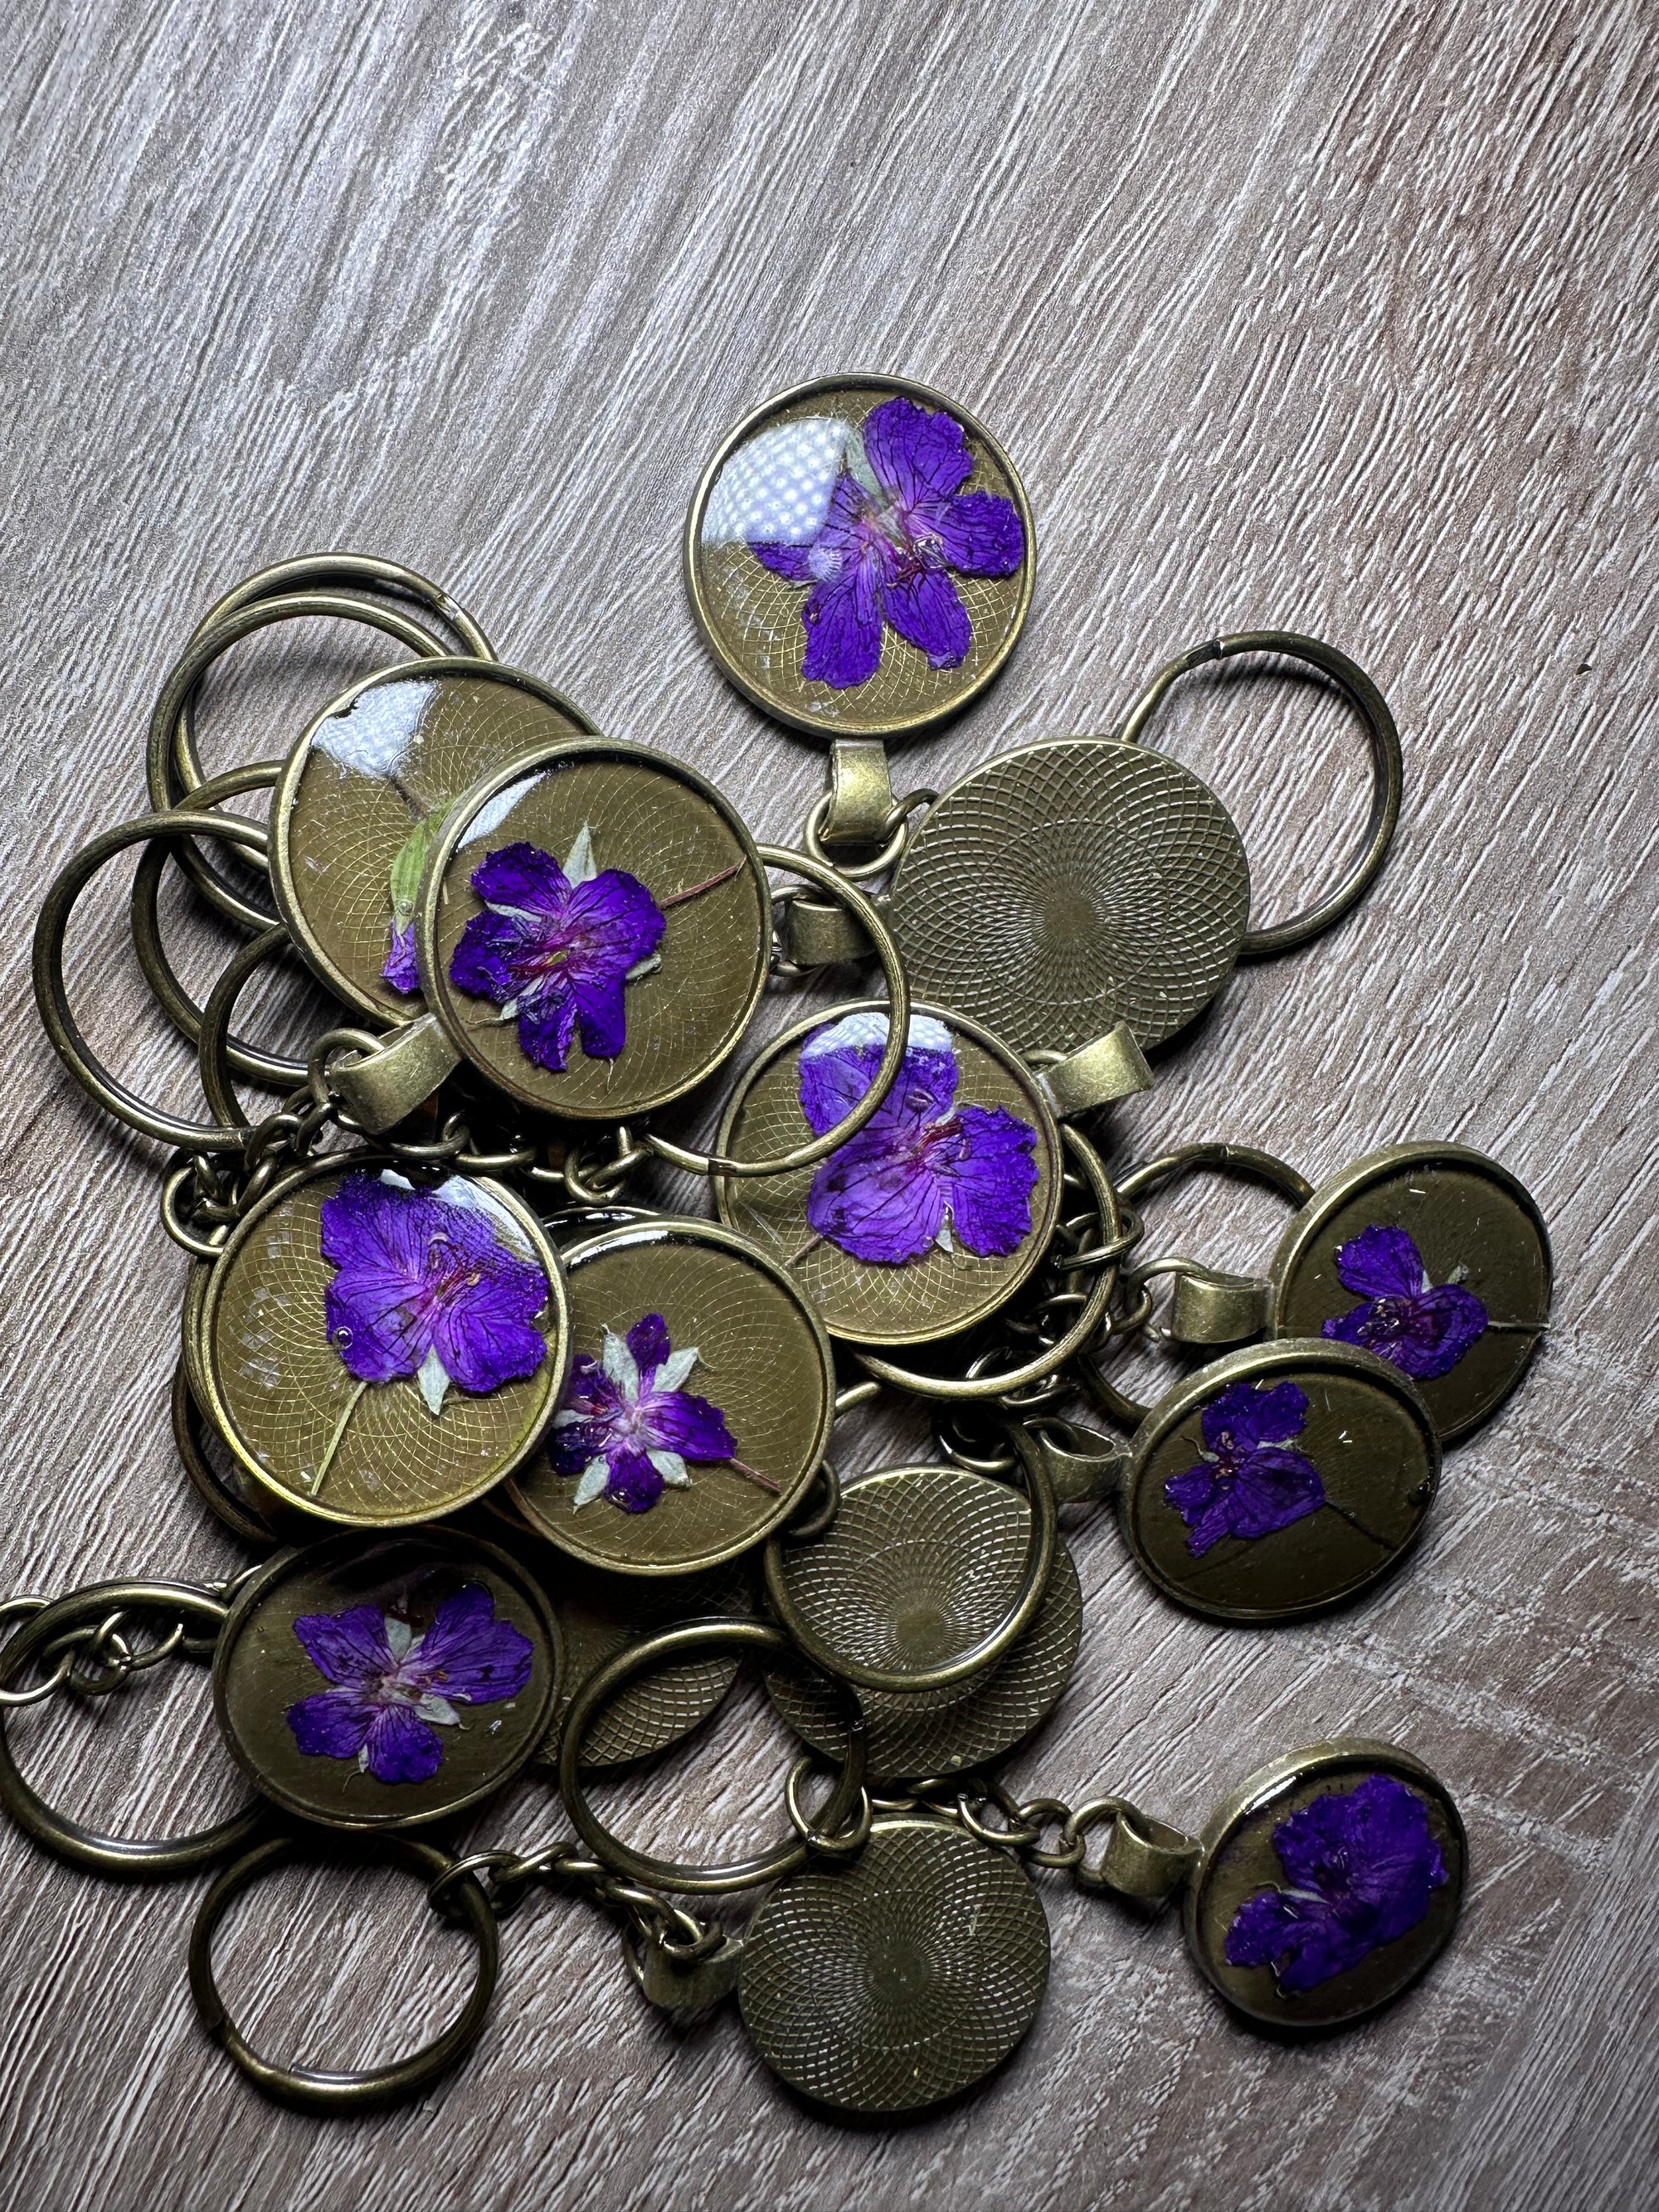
[285,1584,533,1786]
[1321,1223,1488,1380]
[1165,1379,1326,1556]
[1224,1772,1448,1993]
[547,1312,737,1514]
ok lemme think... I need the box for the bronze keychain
[1117,1141,1551,1442]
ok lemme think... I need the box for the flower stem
[659,859,745,909]
[724,1456,781,1495]
[310,1378,372,1495]
[1318,1495,1394,1548]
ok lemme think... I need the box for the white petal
[624,953,661,982]
[934,1218,955,1254]
[417,1347,451,1416]
[562,823,596,883]
[551,1408,586,1429]
[383,1616,415,1660]
[416,1694,460,1726]
[460,771,544,847]
[379,1169,416,1192]
[654,1346,699,1393]
[573,1461,611,1508]
[649,1450,690,1487]
[602,1328,640,1400]
[357,1744,370,1772]
[799,1010,954,1065]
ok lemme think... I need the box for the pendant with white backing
[198,1155,569,1527]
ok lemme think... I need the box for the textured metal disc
[887,739,1251,1053]
[273,660,596,1023]
[765,1466,1081,1777]
[685,375,1034,743]
[714,1000,1063,1346]
[540,1558,752,1769]
[739,1816,1049,2112]
[421,738,770,1120]
[201,1158,570,1527]
[1186,1739,1467,2030]
[1122,1339,1439,1622]
[1271,1143,1551,1443]
[510,1219,835,1575]
[213,1527,561,1831]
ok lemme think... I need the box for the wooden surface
[1,3,1655,2206]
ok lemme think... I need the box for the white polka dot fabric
[701,416,849,545]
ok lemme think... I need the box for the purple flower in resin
[449,824,665,1072]
[1321,1224,1487,1381]
[320,1170,549,1414]
[750,398,1024,690]
[285,1585,534,1785]
[800,1013,1039,1266]
[1224,1772,1448,1993]
[383,919,420,993]
[547,1313,738,1514]
[1164,1380,1326,1557]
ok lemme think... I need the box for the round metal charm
[510,1218,834,1575]
[738,1815,1050,2113]
[1120,1340,1440,1622]
[200,1157,570,1526]
[213,1528,559,1831]
[714,1002,1063,1347]
[1270,1143,1551,1443]
[685,374,1034,742]
[1185,1738,1467,2030]
[272,659,596,1023]
[417,737,770,1119]
[765,1466,1082,1778]
[886,739,1252,1053]
[540,1554,752,1769]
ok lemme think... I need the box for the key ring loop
[189,1833,499,2109]
[145,591,459,931]
[800,790,933,882]
[762,1422,1058,1693]
[852,1125,1122,1400]
[1117,630,1403,959]
[129,761,310,1091]
[644,846,910,1179]
[784,1755,874,1855]
[33,810,275,1151]
[558,1619,867,1894]
[0,1581,264,1874]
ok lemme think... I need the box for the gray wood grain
[1,1,1656,2206]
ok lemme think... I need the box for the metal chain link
[426,1836,726,1962]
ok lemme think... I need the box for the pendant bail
[1032,1023,1155,1117]
[821,740,895,846]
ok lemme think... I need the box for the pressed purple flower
[1224,1772,1449,1993]
[750,397,1024,690]
[382,918,421,993]
[285,1584,534,1785]
[1321,1223,1488,1381]
[799,1012,1039,1266]
[1164,1379,1326,1558]
[448,824,666,1072]
[547,1312,739,1514]
[319,1170,550,1414]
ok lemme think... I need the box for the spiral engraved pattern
[766,1466,1081,1776]
[888,740,1252,1052]
[543,1559,750,1768]
[739,1817,1049,2112]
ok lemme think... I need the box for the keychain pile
[2,376,1551,2116]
